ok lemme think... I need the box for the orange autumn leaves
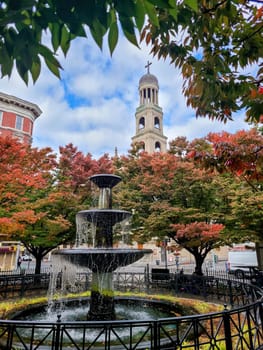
[171,222,225,247]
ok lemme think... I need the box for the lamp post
[174,252,180,272]
[161,238,170,269]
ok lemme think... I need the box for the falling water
[75,213,96,247]
[98,187,111,208]
[48,255,82,316]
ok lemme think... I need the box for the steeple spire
[145,61,152,74]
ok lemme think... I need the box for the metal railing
[0,273,50,298]
[0,271,262,349]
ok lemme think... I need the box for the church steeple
[131,63,167,153]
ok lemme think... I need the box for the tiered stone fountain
[55,174,152,320]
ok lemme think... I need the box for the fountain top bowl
[89,174,122,189]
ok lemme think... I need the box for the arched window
[155,141,161,152]
[139,117,145,129]
[154,117,160,129]
[147,88,151,103]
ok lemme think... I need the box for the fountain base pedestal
[88,291,116,320]
[88,271,116,320]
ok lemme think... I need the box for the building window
[139,117,145,129]
[155,141,161,152]
[0,111,3,125]
[154,117,160,129]
[16,115,23,130]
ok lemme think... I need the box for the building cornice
[132,130,168,141]
[136,104,163,114]
[0,92,42,118]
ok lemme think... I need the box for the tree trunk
[194,255,205,276]
[35,256,42,275]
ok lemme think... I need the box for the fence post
[227,280,234,307]
[20,275,26,297]
[145,264,150,293]
[85,273,89,290]
[53,314,62,350]
[172,273,179,293]
[193,318,200,349]
[223,305,233,350]
[6,324,14,349]
[245,307,254,349]
[153,320,158,350]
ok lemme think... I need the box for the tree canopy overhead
[0,0,262,122]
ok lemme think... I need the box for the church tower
[131,62,167,153]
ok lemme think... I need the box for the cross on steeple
[145,61,152,74]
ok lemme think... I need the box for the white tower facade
[131,62,167,153]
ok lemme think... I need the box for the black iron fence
[0,273,50,299]
[114,271,263,306]
[1,270,260,305]
[0,271,262,349]
[0,301,262,350]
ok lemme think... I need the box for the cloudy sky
[0,34,251,158]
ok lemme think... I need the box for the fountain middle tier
[78,209,131,226]
[53,248,153,273]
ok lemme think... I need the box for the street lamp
[161,238,170,269]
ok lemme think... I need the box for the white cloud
[0,36,250,159]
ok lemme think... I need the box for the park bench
[151,268,171,286]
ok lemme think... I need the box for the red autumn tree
[0,137,56,219]
[0,137,74,273]
[171,222,225,275]
[187,129,263,268]
[207,129,263,186]
[0,136,57,237]
[187,129,263,188]
[57,143,113,197]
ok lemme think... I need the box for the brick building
[0,92,42,144]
